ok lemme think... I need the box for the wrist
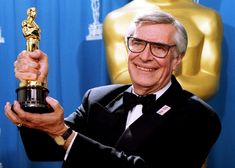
[63,130,76,149]
[53,126,73,146]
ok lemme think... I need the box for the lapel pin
[156,105,171,115]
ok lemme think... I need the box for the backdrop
[0,0,234,168]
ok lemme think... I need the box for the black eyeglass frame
[127,36,176,58]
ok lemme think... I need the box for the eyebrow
[131,36,175,46]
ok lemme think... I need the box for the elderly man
[4,10,221,168]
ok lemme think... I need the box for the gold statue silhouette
[17,7,52,113]
[103,0,223,100]
[20,7,42,87]
[22,7,41,52]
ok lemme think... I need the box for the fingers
[5,101,44,129]
[15,71,39,82]
[5,101,34,126]
[4,98,65,135]
[11,101,44,128]
[14,50,48,82]
[4,102,23,126]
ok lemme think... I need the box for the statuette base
[16,85,53,113]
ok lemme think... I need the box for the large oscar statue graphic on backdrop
[103,0,222,100]
[16,7,52,113]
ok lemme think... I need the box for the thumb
[46,96,63,112]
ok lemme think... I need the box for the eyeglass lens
[128,37,174,58]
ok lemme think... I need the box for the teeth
[136,65,154,71]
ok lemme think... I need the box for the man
[4,10,221,168]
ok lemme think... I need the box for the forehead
[133,23,176,42]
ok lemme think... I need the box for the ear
[172,52,184,71]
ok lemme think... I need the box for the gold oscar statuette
[16,7,53,113]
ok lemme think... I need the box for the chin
[132,78,156,87]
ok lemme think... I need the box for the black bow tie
[123,92,156,114]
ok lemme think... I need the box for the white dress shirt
[125,81,171,129]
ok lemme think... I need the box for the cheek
[128,52,139,60]
[157,56,178,69]
[128,53,139,68]
[153,58,168,70]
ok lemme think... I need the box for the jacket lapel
[104,86,132,138]
[87,86,132,145]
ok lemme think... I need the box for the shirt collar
[131,80,172,100]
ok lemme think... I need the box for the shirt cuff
[64,131,78,161]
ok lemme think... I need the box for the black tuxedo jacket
[20,76,221,168]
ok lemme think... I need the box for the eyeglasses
[127,37,176,58]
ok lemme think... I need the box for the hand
[4,96,67,137]
[14,49,48,83]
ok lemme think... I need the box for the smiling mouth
[136,65,156,72]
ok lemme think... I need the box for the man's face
[127,23,182,94]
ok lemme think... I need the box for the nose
[139,43,153,61]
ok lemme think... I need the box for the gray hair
[125,10,188,55]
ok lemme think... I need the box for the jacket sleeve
[20,127,65,161]
[63,132,147,168]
